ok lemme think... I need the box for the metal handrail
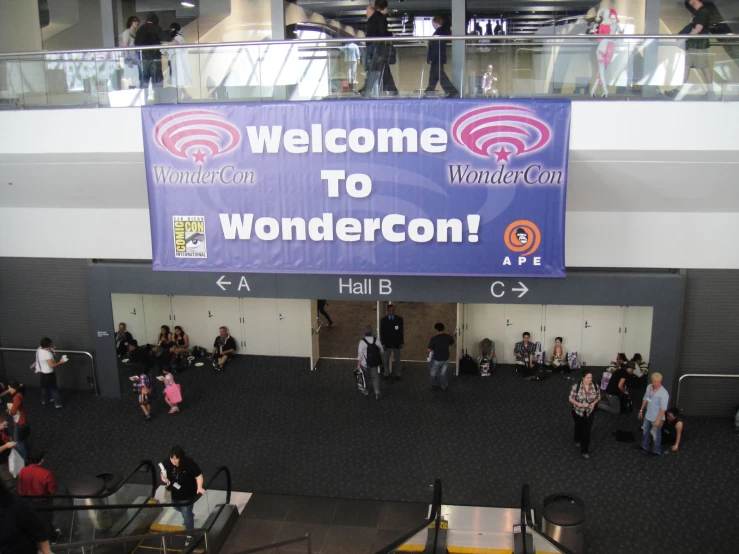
[229,534,312,554]
[677,373,739,409]
[374,479,442,554]
[0,33,735,59]
[0,346,98,396]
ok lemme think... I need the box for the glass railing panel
[0,59,24,108]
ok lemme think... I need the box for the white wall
[1,102,738,269]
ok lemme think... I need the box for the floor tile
[274,522,329,552]
[242,494,298,521]
[377,502,429,532]
[330,500,383,527]
[285,496,339,525]
[321,525,376,554]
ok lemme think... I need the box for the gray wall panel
[0,258,95,390]
[677,270,739,416]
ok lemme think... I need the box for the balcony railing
[0,34,737,108]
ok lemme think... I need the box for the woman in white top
[120,16,140,89]
[168,23,193,99]
[36,337,68,409]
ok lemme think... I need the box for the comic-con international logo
[448,106,562,186]
[504,220,541,256]
[154,110,240,164]
[173,216,207,258]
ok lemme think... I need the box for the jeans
[363,45,397,98]
[363,366,381,397]
[141,59,163,101]
[426,63,458,95]
[175,503,195,534]
[641,419,662,454]
[13,424,30,462]
[430,359,450,389]
[572,410,595,454]
[382,348,402,377]
[41,387,62,407]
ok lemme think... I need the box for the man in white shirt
[35,338,68,409]
[357,325,383,400]
[638,372,669,455]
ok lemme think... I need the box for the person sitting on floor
[115,323,134,358]
[548,337,568,371]
[478,338,497,375]
[211,326,237,372]
[599,361,634,414]
[661,407,685,453]
[631,353,649,386]
[514,332,537,372]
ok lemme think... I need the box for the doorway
[316,300,377,359]
[379,301,457,362]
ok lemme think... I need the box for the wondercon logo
[154,110,241,165]
[452,106,551,163]
[504,220,541,256]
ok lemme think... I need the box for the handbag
[9,448,25,477]
[165,384,182,404]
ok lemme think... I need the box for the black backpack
[459,354,479,375]
[363,338,383,368]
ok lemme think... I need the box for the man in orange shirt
[17,451,60,544]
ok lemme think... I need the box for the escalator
[25,461,238,554]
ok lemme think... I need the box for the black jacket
[380,315,404,348]
[367,11,392,38]
[134,21,168,60]
[428,26,450,64]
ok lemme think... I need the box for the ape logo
[154,110,240,164]
[504,220,541,256]
[452,106,551,162]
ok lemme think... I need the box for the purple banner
[142,100,570,277]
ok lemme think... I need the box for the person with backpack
[568,369,600,459]
[357,325,384,400]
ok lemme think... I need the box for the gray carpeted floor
[16,355,739,553]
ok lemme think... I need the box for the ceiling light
[181,1,195,7]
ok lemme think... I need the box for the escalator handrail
[53,528,206,549]
[33,465,232,512]
[19,459,158,501]
[373,478,442,554]
[520,483,532,554]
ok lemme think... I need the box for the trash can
[67,475,113,530]
[541,493,586,554]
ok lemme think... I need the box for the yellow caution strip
[396,546,559,554]
[149,523,186,532]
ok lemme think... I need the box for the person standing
[119,15,140,89]
[161,446,206,548]
[317,299,334,327]
[568,370,600,459]
[341,42,361,90]
[357,325,383,400]
[363,0,398,98]
[17,451,61,544]
[211,326,237,371]
[0,479,52,554]
[134,12,169,101]
[3,383,30,462]
[638,372,670,455]
[666,0,713,98]
[115,323,134,357]
[428,322,455,391]
[35,338,67,409]
[168,23,193,100]
[425,16,459,97]
[0,415,17,493]
[380,304,404,380]
[599,361,634,414]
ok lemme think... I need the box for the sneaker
[168,407,179,414]
[144,414,152,421]
[55,405,63,409]
[184,536,193,547]
[581,453,591,460]
[52,529,62,545]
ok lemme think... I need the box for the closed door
[204,297,243,352]
[466,303,506,360]
[623,306,653,362]
[503,305,544,363]
[170,296,212,351]
[581,306,624,367]
[142,295,174,344]
[242,298,280,355]
[111,294,145,345]
[277,299,312,357]
[543,305,584,362]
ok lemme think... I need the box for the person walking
[379,304,404,380]
[3,382,30,462]
[363,0,398,97]
[425,16,459,97]
[35,338,67,409]
[134,12,169,102]
[638,372,669,455]
[357,325,383,400]
[168,23,193,100]
[158,368,182,414]
[569,369,600,459]
[131,367,153,421]
[317,299,333,327]
[428,322,455,391]
[160,446,205,547]
[17,451,61,544]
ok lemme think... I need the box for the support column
[100,0,116,48]
[641,0,662,97]
[451,0,466,95]
[271,0,286,40]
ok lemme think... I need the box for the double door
[111,294,313,361]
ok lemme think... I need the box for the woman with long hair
[3,382,30,462]
[568,370,600,459]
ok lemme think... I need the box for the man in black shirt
[0,479,52,554]
[126,341,153,371]
[363,0,398,97]
[667,0,713,98]
[428,322,455,391]
[134,12,169,99]
[211,326,237,372]
[161,446,205,547]
[380,304,404,379]
[600,361,634,414]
